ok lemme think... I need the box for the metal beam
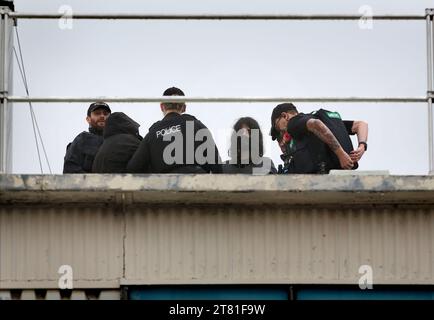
[7,13,425,21]
[5,96,428,104]
[427,10,434,175]
[0,5,13,173]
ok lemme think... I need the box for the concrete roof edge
[1,174,433,192]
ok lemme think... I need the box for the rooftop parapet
[1,174,434,206]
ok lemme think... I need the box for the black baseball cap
[270,103,298,140]
[87,101,111,116]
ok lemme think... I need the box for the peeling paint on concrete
[1,174,434,205]
[1,174,434,192]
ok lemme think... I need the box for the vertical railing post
[426,9,434,174]
[0,1,14,173]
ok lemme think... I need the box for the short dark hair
[230,117,264,162]
[163,87,185,96]
[270,103,298,140]
[162,87,185,111]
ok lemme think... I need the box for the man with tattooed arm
[271,103,368,174]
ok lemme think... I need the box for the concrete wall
[0,174,433,290]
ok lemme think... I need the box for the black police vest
[287,109,357,173]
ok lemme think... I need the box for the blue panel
[128,286,288,300]
[297,289,434,300]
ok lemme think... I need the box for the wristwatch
[358,142,367,151]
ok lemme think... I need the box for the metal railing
[5,96,429,104]
[427,10,434,174]
[6,13,426,20]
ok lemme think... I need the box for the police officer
[127,87,222,173]
[271,103,368,173]
[63,101,111,173]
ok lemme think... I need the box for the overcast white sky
[10,0,434,174]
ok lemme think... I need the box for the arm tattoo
[307,119,341,151]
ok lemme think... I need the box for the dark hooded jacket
[63,127,104,173]
[222,157,277,174]
[92,112,142,173]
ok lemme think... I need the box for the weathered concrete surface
[1,174,434,205]
[1,174,434,289]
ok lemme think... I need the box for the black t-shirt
[285,113,355,173]
[127,113,222,173]
[287,113,354,137]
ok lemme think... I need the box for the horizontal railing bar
[7,13,426,21]
[6,96,428,103]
